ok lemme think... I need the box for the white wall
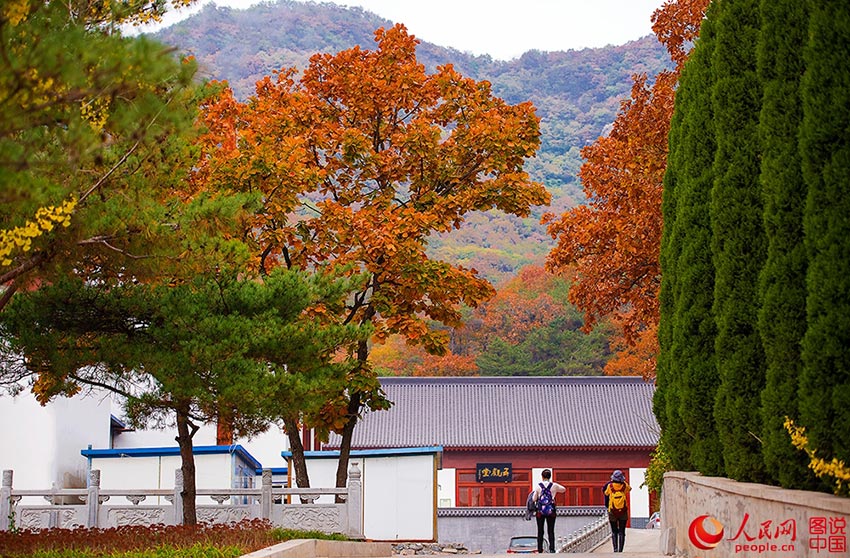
[297,456,348,504]
[0,389,111,491]
[112,424,217,448]
[628,467,649,518]
[96,456,163,489]
[111,419,290,471]
[532,467,555,491]
[232,426,290,470]
[437,468,456,507]
[295,452,438,541]
[90,453,246,505]
[96,454,240,490]
[363,455,435,540]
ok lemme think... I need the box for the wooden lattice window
[455,468,616,508]
[456,469,532,507]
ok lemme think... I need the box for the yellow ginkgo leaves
[785,417,850,495]
[0,199,76,267]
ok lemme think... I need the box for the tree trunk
[334,390,361,502]
[175,403,198,525]
[216,406,234,445]
[283,416,311,500]
[334,295,376,500]
[335,336,370,501]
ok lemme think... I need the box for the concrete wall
[241,539,393,558]
[661,471,850,558]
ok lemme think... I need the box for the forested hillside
[153,0,670,283]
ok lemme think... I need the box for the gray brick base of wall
[436,507,606,554]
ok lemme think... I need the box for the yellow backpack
[607,482,628,518]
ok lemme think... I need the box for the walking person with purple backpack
[533,469,566,553]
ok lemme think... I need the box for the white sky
[146,0,669,60]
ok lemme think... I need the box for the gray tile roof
[327,376,659,450]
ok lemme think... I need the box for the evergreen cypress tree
[757,0,818,489]
[710,0,767,482]
[656,103,692,471]
[656,3,723,474]
[799,0,850,467]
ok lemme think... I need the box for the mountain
[153,0,671,284]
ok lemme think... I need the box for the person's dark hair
[542,469,552,479]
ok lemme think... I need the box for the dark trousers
[609,517,627,552]
[536,513,556,552]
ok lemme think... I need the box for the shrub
[0,520,349,558]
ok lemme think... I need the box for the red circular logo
[688,515,725,550]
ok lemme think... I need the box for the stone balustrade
[0,465,363,538]
[559,510,609,553]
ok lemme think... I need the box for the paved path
[590,528,662,556]
[460,528,663,558]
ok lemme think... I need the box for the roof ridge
[378,375,652,386]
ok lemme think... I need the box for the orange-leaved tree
[194,24,549,488]
[544,0,709,377]
[477,265,567,345]
[413,352,479,377]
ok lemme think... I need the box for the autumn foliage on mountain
[154,2,671,284]
[371,265,615,377]
[544,0,710,379]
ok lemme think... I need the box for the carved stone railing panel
[18,508,83,530]
[196,506,253,524]
[18,509,51,530]
[280,506,342,533]
[107,507,167,527]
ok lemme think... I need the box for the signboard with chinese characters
[476,463,512,482]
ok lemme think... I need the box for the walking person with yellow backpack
[603,470,631,552]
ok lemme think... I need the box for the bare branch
[78,140,141,204]
[0,281,19,313]
[0,251,47,286]
[77,236,153,259]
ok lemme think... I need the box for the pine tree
[799,0,850,467]
[710,0,767,482]
[656,2,722,474]
[0,2,200,310]
[756,0,819,489]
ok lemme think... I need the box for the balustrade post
[86,470,101,528]
[172,469,184,525]
[346,462,363,538]
[261,469,272,520]
[1,470,12,531]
